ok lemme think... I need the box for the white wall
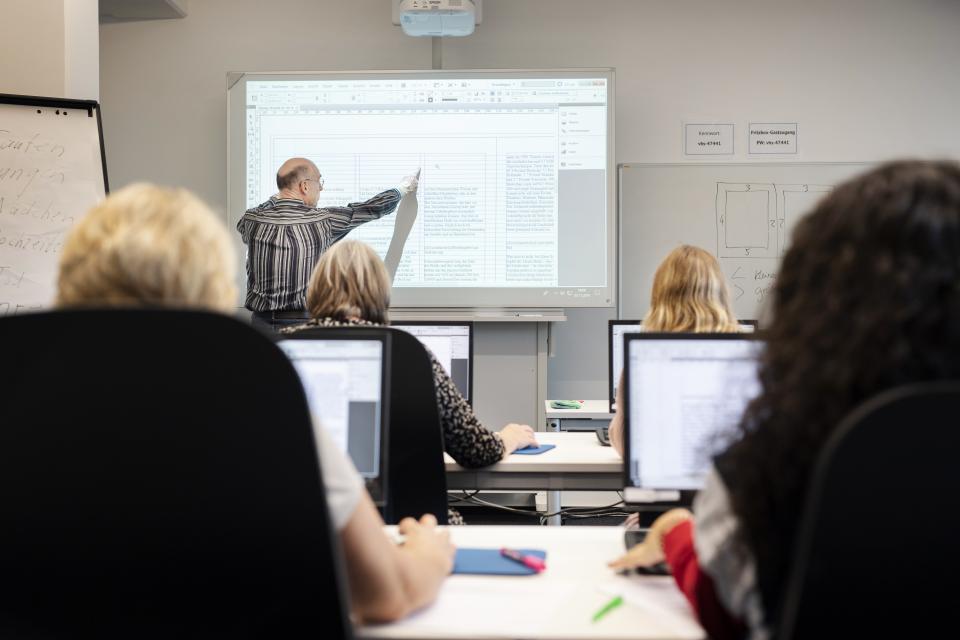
[99,0,960,404]
[443,0,960,165]
[64,0,100,100]
[0,0,66,97]
[0,0,98,100]
[99,0,960,226]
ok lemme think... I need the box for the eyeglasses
[302,176,324,189]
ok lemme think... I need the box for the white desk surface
[545,399,613,420]
[359,525,704,640]
[445,432,621,474]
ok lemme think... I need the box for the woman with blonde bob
[56,184,453,624]
[287,240,539,474]
[608,245,740,457]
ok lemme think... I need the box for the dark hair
[718,160,960,623]
[276,162,312,191]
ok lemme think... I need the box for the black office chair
[0,309,352,639]
[382,327,449,524]
[287,325,448,525]
[777,381,960,640]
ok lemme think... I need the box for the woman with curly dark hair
[609,160,960,639]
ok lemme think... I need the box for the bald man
[237,158,417,328]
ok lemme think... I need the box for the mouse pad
[453,548,547,575]
[513,444,556,455]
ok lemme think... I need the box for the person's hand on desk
[398,513,455,575]
[608,508,692,570]
[498,423,539,457]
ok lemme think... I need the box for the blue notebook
[513,444,556,455]
[453,548,547,575]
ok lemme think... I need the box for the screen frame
[621,331,760,498]
[389,320,474,404]
[275,329,392,507]
[228,68,616,309]
[608,319,760,412]
[608,319,643,412]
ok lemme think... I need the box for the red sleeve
[663,520,747,640]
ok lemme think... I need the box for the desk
[545,399,613,431]
[446,432,622,526]
[359,526,704,640]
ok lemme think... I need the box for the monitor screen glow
[231,70,616,308]
[623,335,761,494]
[278,339,385,481]
[609,320,757,410]
[392,323,473,402]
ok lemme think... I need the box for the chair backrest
[777,381,960,640]
[0,309,352,639]
[284,325,448,524]
[383,327,448,524]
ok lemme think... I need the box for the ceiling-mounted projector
[393,0,481,37]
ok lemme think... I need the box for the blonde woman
[608,245,740,457]
[286,240,539,469]
[56,184,453,623]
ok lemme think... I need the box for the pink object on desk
[500,547,546,573]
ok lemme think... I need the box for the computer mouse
[623,529,670,575]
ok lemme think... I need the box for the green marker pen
[591,595,623,623]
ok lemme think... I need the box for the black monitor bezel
[608,320,643,412]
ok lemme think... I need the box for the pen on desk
[499,548,546,573]
[591,595,623,623]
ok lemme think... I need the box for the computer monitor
[622,333,761,498]
[390,321,473,403]
[608,319,757,412]
[277,332,390,505]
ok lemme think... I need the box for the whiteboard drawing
[619,162,872,322]
[716,183,777,258]
[775,184,832,256]
[0,99,107,314]
[717,182,833,259]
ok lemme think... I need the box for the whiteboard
[227,69,615,309]
[618,163,871,321]
[0,95,108,316]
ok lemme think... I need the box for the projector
[393,0,481,37]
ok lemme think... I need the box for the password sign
[749,123,798,154]
[684,124,734,155]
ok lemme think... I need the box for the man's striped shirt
[237,189,401,312]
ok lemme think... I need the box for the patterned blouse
[282,317,506,467]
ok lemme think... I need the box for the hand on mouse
[498,423,538,456]
[608,508,692,570]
